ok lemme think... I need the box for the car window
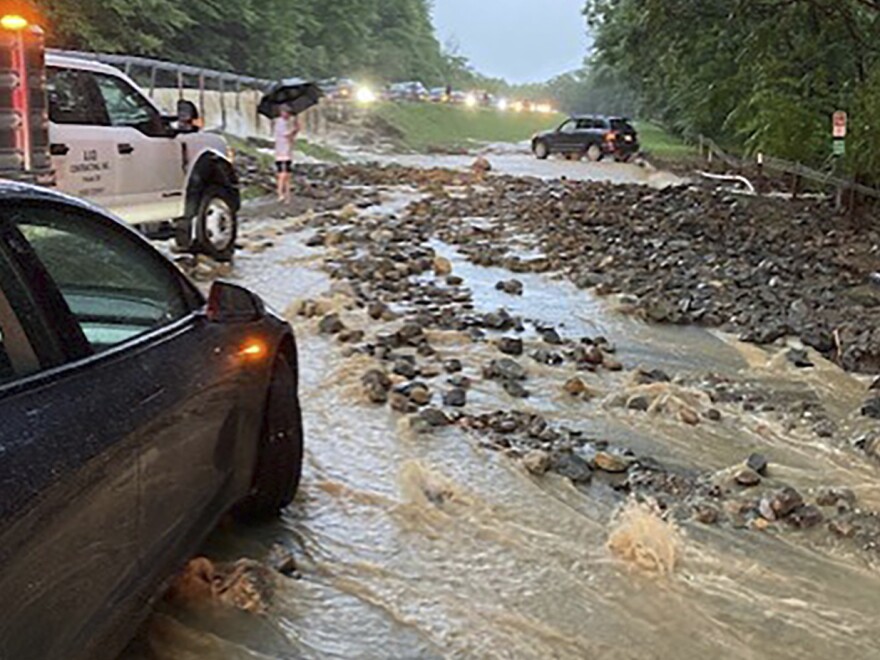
[11,206,194,353]
[46,67,109,126]
[93,73,165,137]
[559,120,577,133]
[0,254,41,384]
[610,119,635,132]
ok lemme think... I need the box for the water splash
[607,499,682,575]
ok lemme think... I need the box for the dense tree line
[582,0,880,181]
[25,0,478,86]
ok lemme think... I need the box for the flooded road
[130,175,879,660]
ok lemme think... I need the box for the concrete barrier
[151,88,335,140]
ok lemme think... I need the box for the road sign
[833,111,847,139]
[833,139,846,156]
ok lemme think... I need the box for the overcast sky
[431,0,590,83]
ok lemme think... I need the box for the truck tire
[586,144,603,162]
[234,354,304,521]
[534,141,550,160]
[195,185,238,262]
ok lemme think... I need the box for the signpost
[832,111,848,210]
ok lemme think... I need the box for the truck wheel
[534,141,550,160]
[586,144,603,162]
[234,354,304,521]
[195,185,238,262]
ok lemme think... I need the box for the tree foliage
[25,0,476,86]
[583,0,880,180]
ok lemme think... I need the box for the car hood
[534,130,556,140]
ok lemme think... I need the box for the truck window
[93,73,166,138]
[47,68,108,126]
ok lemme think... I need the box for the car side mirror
[177,100,201,133]
[206,281,265,323]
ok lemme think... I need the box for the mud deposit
[127,164,879,660]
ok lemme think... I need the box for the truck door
[91,71,186,224]
[46,66,118,207]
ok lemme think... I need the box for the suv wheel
[534,141,550,160]
[195,185,238,262]
[234,354,304,521]
[586,144,603,162]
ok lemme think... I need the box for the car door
[91,71,187,224]
[4,201,243,591]
[46,66,119,209]
[0,211,144,660]
[554,119,579,152]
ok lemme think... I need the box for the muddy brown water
[127,188,879,660]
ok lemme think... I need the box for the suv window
[93,73,166,137]
[559,120,577,133]
[11,206,194,352]
[47,67,108,126]
[610,119,635,132]
[0,253,40,384]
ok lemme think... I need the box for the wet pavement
[125,162,880,660]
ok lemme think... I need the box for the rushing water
[127,188,880,660]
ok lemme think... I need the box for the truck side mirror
[177,100,200,133]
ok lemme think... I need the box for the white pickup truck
[0,19,240,260]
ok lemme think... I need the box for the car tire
[534,141,550,160]
[234,354,304,521]
[195,185,238,262]
[586,144,603,162]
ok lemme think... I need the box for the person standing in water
[274,106,300,203]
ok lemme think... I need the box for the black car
[532,115,640,162]
[0,183,303,660]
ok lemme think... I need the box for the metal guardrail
[692,132,880,201]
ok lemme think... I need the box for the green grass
[225,133,344,165]
[373,102,565,152]
[633,121,698,160]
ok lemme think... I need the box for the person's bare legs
[276,171,286,203]
[283,170,292,203]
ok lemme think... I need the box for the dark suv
[532,115,639,162]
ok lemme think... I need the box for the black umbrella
[258,78,324,118]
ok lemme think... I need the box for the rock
[409,385,432,406]
[593,451,633,474]
[446,275,464,286]
[871,377,880,391]
[318,313,345,335]
[444,359,463,373]
[396,323,426,346]
[503,381,530,398]
[603,357,624,372]
[768,486,804,518]
[788,505,823,529]
[390,392,415,413]
[368,301,392,320]
[734,467,761,487]
[577,345,605,366]
[540,328,563,345]
[786,348,814,368]
[627,395,650,412]
[497,337,524,356]
[815,487,856,509]
[679,407,700,426]
[448,374,472,389]
[551,452,593,483]
[495,279,524,296]
[433,256,453,276]
[861,397,880,419]
[362,369,391,391]
[530,348,564,366]
[443,388,467,407]
[633,368,671,385]
[705,408,723,422]
[746,453,768,475]
[418,407,451,428]
[564,377,588,397]
[471,156,492,173]
[828,518,857,538]
[419,364,442,378]
[484,358,527,381]
[338,329,364,344]
[522,449,551,475]
[693,503,720,525]
[393,358,418,379]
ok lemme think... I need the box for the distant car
[0,183,303,660]
[428,87,449,103]
[319,77,357,101]
[388,81,428,102]
[532,115,639,162]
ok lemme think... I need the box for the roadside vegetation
[579,0,880,183]
[372,103,564,152]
